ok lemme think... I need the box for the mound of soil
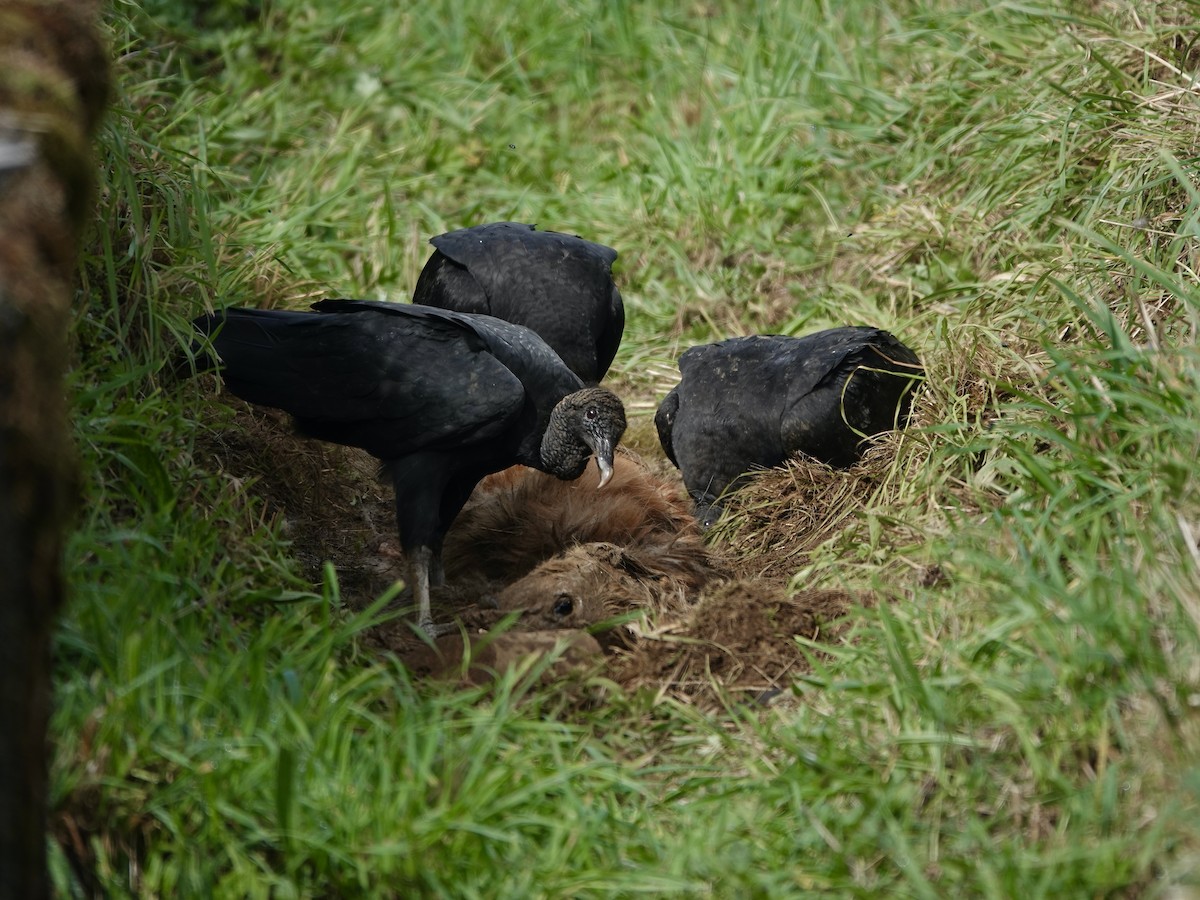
[612,581,856,703]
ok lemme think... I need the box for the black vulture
[412,221,624,384]
[192,299,627,635]
[655,327,922,528]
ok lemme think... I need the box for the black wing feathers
[194,303,527,460]
[658,327,922,521]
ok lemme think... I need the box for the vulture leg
[406,545,454,638]
[389,457,458,637]
[390,458,489,637]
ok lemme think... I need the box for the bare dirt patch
[195,398,870,708]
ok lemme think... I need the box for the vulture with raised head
[413,221,624,384]
[656,326,921,527]
[192,299,627,635]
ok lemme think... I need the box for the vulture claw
[419,618,459,640]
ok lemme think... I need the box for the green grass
[53,0,1200,895]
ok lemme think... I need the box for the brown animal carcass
[444,450,719,585]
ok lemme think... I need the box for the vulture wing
[195,302,528,460]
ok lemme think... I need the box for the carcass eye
[552,596,574,617]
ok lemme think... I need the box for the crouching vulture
[656,326,922,528]
[413,221,624,384]
[192,300,627,635]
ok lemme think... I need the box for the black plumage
[655,327,922,528]
[192,300,627,634]
[412,222,624,384]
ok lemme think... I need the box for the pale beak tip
[596,458,614,489]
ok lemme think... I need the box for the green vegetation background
[55,0,1200,895]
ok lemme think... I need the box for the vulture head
[541,387,627,487]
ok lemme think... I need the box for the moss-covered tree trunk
[0,2,107,895]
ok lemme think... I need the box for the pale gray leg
[410,545,455,638]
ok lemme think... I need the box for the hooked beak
[592,437,615,489]
[596,456,613,489]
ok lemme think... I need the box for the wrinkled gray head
[690,475,751,531]
[693,497,723,531]
[540,387,627,484]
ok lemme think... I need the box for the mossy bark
[0,2,107,896]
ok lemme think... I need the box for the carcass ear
[586,541,656,579]
[587,541,626,567]
[608,546,655,580]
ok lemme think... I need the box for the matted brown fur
[491,541,709,651]
[443,449,718,584]
[387,456,726,660]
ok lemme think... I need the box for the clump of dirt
[612,581,857,704]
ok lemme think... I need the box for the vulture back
[656,326,922,524]
[413,221,624,384]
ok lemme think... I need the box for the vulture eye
[552,596,574,617]
[585,407,598,421]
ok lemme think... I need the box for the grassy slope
[54,0,1200,895]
